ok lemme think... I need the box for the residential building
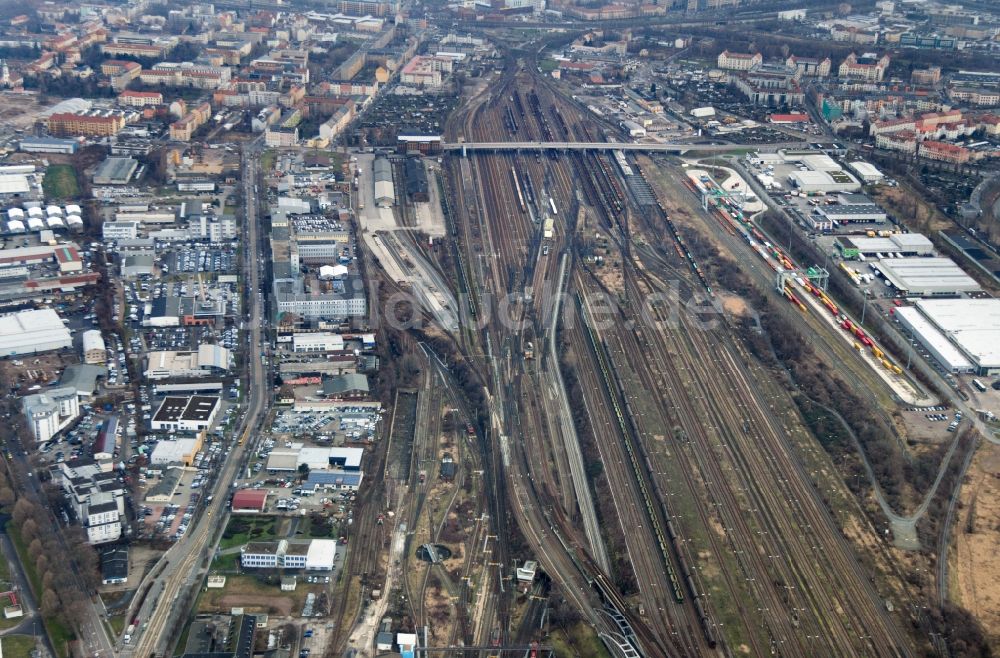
[911,66,942,85]
[919,140,971,164]
[400,55,453,87]
[22,386,79,442]
[731,65,804,106]
[838,52,891,82]
[318,102,355,142]
[118,90,163,107]
[58,462,126,545]
[47,112,125,137]
[717,50,762,71]
[785,55,831,77]
[265,125,298,147]
[948,88,1000,107]
[169,102,212,142]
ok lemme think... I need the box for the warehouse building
[847,161,884,183]
[93,157,139,186]
[292,332,344,352]
[874,257,980,297]
[373,157,394,207]
[835,233,934,259]
[788,169,861,193]
[231,489,268,513]
[898,299,1000,375]
[914,299,1000,376]
[812,203,887,225]
[149,436,203,466]
[19,137,79,155]
[150,395,221,431]
[82,329,106,364]
[266,446,363,472]
[404,158,428,202]
[0,308,73,356]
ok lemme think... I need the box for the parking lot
[167,248,237,274]
[269,406,382,445]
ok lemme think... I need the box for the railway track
[587,171,915,655]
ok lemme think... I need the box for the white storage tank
[46,216,65,228]
[6,220,24,233]
[46,205,63,217]
[66,214,83,227]
[27,216,44,230]
[64,204,82,215]
[7,208,24,220]
[27,207,44,218]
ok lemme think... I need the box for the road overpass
[443,141,808,154]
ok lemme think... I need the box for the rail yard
[431,53,943,656]
[5,0,999,655]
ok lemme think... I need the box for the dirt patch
[717,292,750,317]
[217,594,294,617]
[422,576,454,646]
[953,442,1000,643]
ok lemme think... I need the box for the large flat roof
[917,299,1000,368]
[306,538,337,568]
[152,395,220,423]
[182,396,219,421]
[0,308,72,354]
[875,257,980,295]
[896,307,972,371]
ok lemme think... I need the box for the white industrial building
[788,169,861,193]
[0,309,73,356]
[837,233,934,259]
[82,329,107,364]
[145,345,232,379]
[895,307,973,373]
[373,157,394,208]
[897,299,1000,375]
[847,161,884,183]
[266,446,363,472]
[306,539,337,570]
[874,257,980,296]
[149,437,201,465]
[292,332,345,352]
[22,386,80,442]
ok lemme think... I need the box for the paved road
[0,530,53,653]
[2,443,113,658]
[123,138,271,658]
